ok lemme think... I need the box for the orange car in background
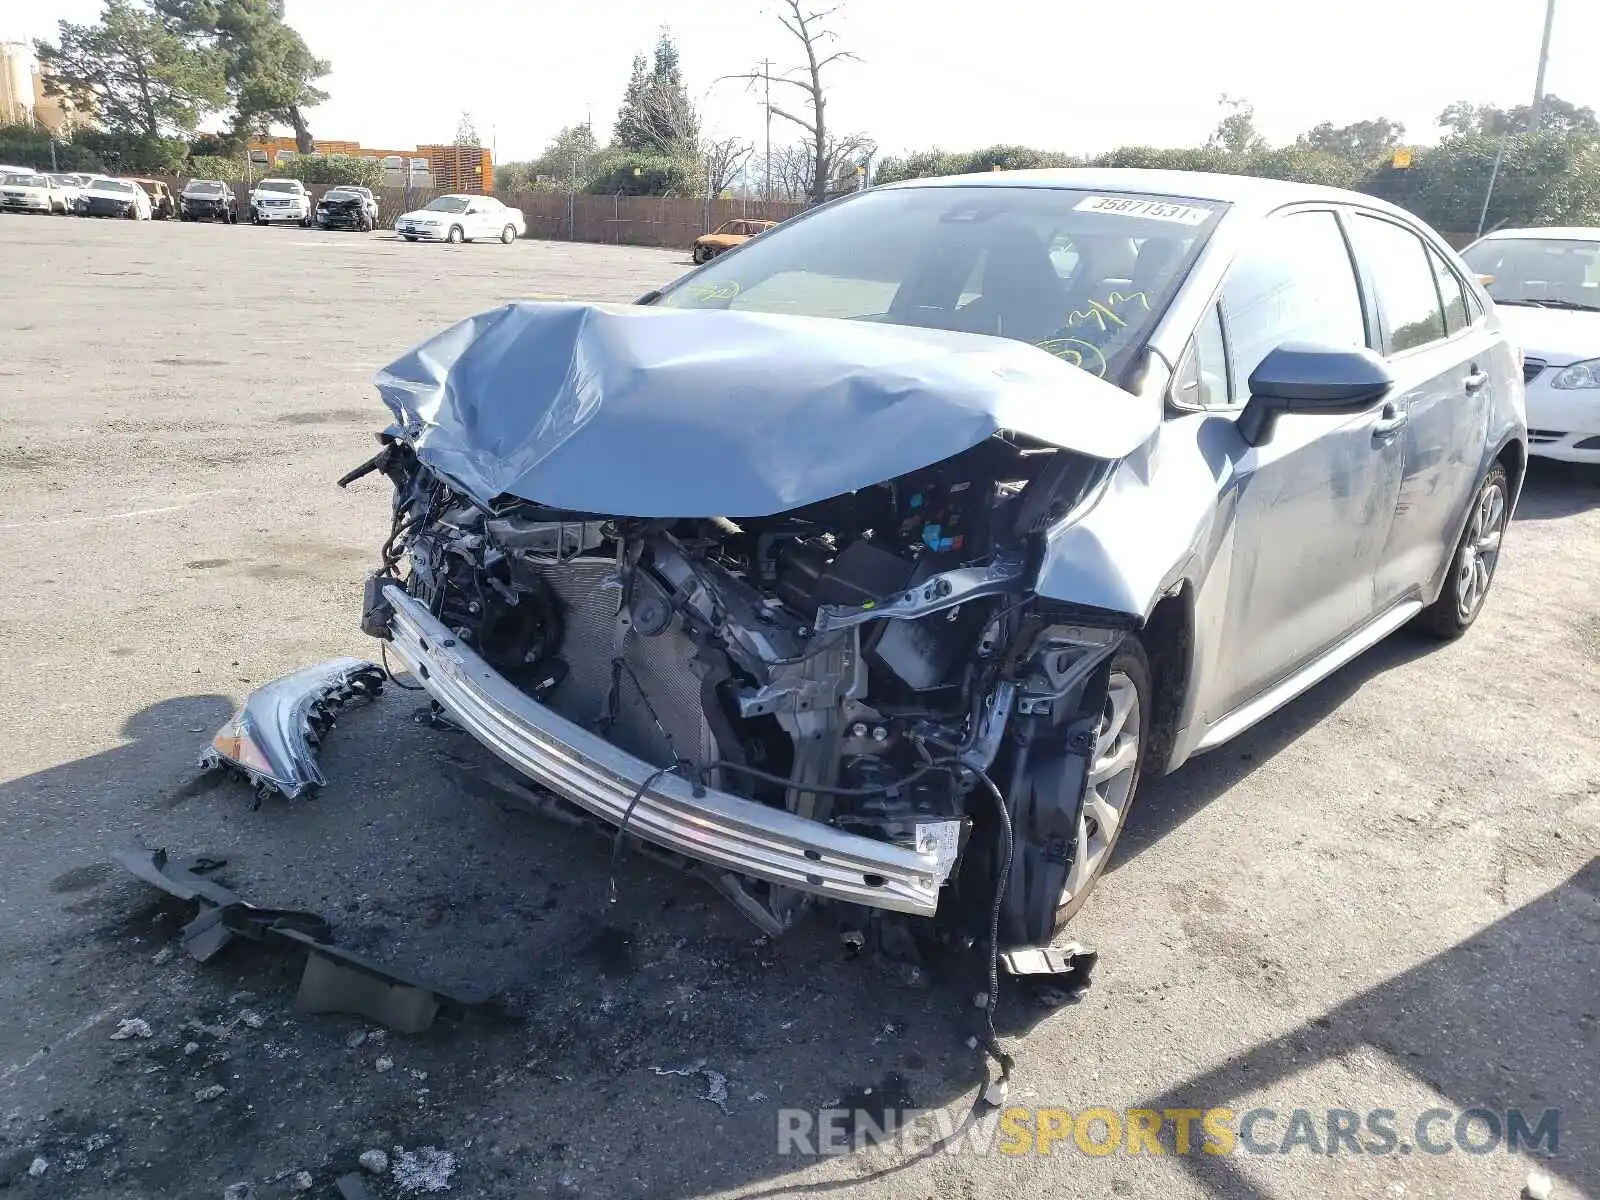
[691,218,777,263]
[128,178,176,220]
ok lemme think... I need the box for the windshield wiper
[1496,297,1600,312]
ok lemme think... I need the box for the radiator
[531,557,718,771]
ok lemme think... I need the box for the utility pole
[1476,0,1558,238]
[761,58,772,202]
[1527,0,1557,133]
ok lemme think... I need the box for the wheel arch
[1138,580,1195,777]
[1496,435,1527,506]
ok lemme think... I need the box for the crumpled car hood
[374,301,1158,517]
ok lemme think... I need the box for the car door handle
[1372,404,1408,440]
[1464,368,1490,392]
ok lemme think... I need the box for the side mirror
[1237,342,1394,446]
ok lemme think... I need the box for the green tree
[531,123,599,183]
[271,153,382,187]
[613,30,699,154]
[1296,118,1406,163]
[155,0,329,152]
[1208,95,1266,155]
[1439,94,1599,137]
[454,111,480,147]
[585,147,704,197]
[36,0,225,140]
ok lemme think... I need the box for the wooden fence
[156,177,806,249]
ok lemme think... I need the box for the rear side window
[1428,247,1471,335]
[1220,210,1367,401]
[1349,216,1448,352]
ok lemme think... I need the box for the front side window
[1173,303,1231,408]
[1221,210,1367,400]
[658,186,1224,383]
[1348,215,1448,353]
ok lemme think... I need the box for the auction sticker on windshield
[1075,196,1212,225]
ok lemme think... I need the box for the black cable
[965,763,1017,1105]
[379,642,426,691]
[607,761,689,905]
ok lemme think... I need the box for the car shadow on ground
[1117,628,1438,868]
[1129,857,1597,1199]
[1514,459,1600,520]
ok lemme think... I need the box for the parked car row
[2,168,529,247]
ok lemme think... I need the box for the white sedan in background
[0,172,69,214]
[395,194,525,244]
[1464,227,1600,464]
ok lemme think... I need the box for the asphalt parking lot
[1,214,1597,1200]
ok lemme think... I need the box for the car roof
[877,166,1415,219]
[1477,226,1600,242]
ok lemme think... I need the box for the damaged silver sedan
[331,169,1525,957]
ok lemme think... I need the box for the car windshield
[1462,237,1600,312]
[48,175,74,186]
[92,179,135,194]
[423,197,470,214]
[4,174,46,187]
[258,180,300,193]
[185,181,225,195]
[658,186,1224,382]
[325,188,360,199]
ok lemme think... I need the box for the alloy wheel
[1060,670,1141,907]
[1456,476,1507,622]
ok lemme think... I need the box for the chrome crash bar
[384,586,942,916]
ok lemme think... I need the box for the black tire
[1053,639,1152,933]
[1417,461,1510,640]
[447,225,464,244]
[402,234,417,242]
[500,224,516,244]
[692,244,709,264]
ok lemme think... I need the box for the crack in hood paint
[374,301,1158,516]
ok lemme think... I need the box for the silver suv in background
[248,177,312,227]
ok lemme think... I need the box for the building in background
[1,40,92,134]
[246,136,494,192]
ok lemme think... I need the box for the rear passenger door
[1344,213,1493,606]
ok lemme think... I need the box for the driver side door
[1197,208,1406,723]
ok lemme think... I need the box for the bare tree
[702,135,754,197]
[724,1,857,206]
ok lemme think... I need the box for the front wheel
[1054,641,1151,932]
[446,225,464,244]
[1417,461,1509,639]
[692,244,709,264]
[402,234,417,242]
[500,224,516,244]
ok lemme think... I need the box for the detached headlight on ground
[1552,359,1600,389]
[199,657,385,800]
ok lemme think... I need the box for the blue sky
[12,0,1600,161]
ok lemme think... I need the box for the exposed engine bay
[357,429,1122,944]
